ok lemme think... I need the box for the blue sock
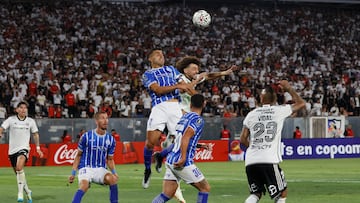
[197,192,209,203]
[109,184,118,203]
[72,189,85,203]
[152,193,170,203]
[160,143,174,158]
[144,147,153,170]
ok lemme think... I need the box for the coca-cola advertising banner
[0,140,229,167]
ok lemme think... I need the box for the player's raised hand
[278,80,291,92]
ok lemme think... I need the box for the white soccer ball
[192,10,211,28]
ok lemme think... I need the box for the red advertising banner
[0,140,229,167]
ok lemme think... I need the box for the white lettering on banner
[54,144,78,164]
[315,144,360,159]
[194,143,214,160]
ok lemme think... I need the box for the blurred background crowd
[0,1,359,119]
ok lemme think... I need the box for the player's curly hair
[176,56,201,73]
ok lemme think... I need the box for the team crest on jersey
[196,118,203,127]
[106,139,111,145]
[142,74,148,83]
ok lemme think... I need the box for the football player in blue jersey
[68,111,118,203]
[141,49,197,189]
[152,94,210,203]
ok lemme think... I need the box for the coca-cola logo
[54,144,78,164]
[194,143,214,160]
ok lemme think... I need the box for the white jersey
[179,74,205,113]
[1,115,39,155]
[179,74,192,112]
[243,104,292,166]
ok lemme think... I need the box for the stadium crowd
[0,1,359,119]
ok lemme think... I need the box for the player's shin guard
[144,147,153,170]
[174,184,186,203]
[109,184,118,203]
[245,194,259,203]
[275,197,286,203]
[197,192,209,203]
[16,170,25,196]
[152,193,170,203]
[72,189,85,203]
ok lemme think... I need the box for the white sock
[174,184,186,202]
[16,170,25,195]
[245,194,259,203]
[275,197,286,203]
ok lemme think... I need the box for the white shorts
[147,102,182,135]
[78,167,110,185]
[164,163,205,184]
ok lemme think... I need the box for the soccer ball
[192,10,211,28]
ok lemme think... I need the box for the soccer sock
[245,194,259,203]
[109,184,118,203]
[197,192,209,203]
[275,197,286,203]
[152,193,170,203]
[174,184,186,202]
[160,143,174,158]
[21,171,31,194]
[16,170,25,196]
[144,147,153,170]
[72,189,85,203]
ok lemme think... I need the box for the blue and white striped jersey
[142,65,182,107]
[77,130,116,169]
[166,112,204,167]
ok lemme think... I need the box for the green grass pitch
[0,159,359,203]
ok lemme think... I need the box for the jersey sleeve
[282,105,293,118]
[142,71,156,89]
[188,115,204,134]
[0,117,10,130]
[78,132,87,152]
[30,119,39,134]
[172,66,182,82]
[108,135,116,156]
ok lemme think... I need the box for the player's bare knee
[79,183,90,192]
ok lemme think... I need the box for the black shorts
[8,149,29,168]
[245,163,287,199]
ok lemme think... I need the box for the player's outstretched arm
[206,65,237,80]
[150,82,196,96]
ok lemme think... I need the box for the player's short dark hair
[147,48,162,60]
[191,94,205,108]
[176,56,201,73]
[17,101,29,108]
[262,85,277,104]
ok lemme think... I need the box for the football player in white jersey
[240,80,305,203]
[0,101,43,203]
